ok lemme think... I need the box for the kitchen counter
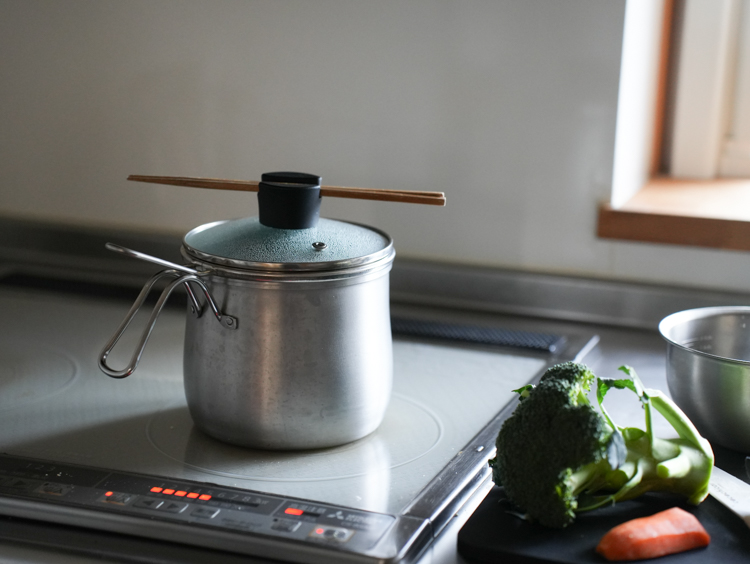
[3,298,746,564]
[0,217,748,563]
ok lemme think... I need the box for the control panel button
[158,501,188,514]
[309,525,354,543]
[220,517,255,531]
[271,518,301,533]
[101,492,134,505]
[133,498,164,511]
[36,483,72,497]
[4,478,34,491]
[191,507,220,519]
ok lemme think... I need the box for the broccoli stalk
[590,366,713,507]
[488,362,714,528]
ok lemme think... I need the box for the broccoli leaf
[597,377,636,402]
[512,384,535,399]
[605,430,627,470]
[617,365,649,402]
[596,377,635,431]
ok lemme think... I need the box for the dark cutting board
[458,450,750,564]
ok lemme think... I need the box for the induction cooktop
[0,280,596,563]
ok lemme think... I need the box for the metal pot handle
[98,269,237,379]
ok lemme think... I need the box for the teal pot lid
[182,216,394,272]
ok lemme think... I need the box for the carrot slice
[596,507,710,561]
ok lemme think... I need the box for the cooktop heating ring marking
[0,342,78,411]
[145,393,443,482]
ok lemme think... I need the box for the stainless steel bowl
[659,306,750,453]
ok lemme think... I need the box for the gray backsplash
[2,216,748,330]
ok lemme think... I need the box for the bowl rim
[658,306,750,365]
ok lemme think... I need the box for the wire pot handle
[98,267,237,379]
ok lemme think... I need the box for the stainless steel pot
[99,172,396,450]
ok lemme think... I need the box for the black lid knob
[258,171,322,229]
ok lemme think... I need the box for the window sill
[597,177,750,251]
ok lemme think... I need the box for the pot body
[183,266,393,450]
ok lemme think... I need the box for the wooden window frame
[597,0,750,252]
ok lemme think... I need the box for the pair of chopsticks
[127,175,446,206]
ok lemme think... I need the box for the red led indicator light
[163,489,175,495]
[104,491,114,497]
[174,491,187,497]
[315,527,325,535]
[198,494,211,501]
[187,492,199,499]
[285,507,304,516]
[150,487,163,493]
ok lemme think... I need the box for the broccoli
[488,362,714,528]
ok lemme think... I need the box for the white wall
[2,0,750,293]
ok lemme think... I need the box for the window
[671,0,746,178]
[720,0,750,176]
[598,0,750,251]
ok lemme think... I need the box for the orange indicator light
[163,489,175,495]
[198,494,211,501]
[150,487,163,493]
[285,507,304,516]
[316,528,325,535]
[104,491,113,497]
[174,491,187,497]
[187,493,199,499]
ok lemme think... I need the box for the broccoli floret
[488,362,714,528]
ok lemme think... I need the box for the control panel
[0,454,396,556]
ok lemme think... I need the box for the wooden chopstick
[127,175,446,206]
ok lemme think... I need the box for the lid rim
[182,218,394,273]
[180,247,395,281]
